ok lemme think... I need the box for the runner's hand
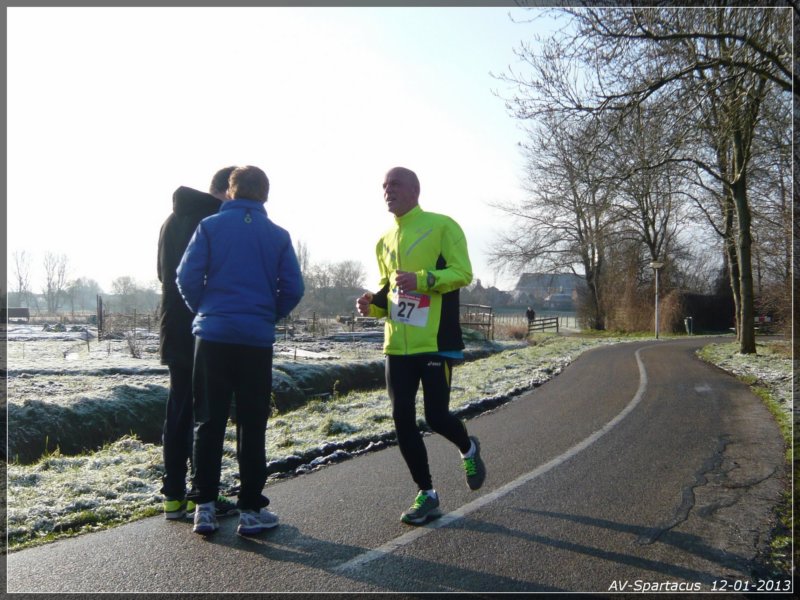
[356,292,373,316]
[395,271,417,293]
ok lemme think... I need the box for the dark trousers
[161,364,194,498]
[386,354,471,491]
[191,338,272,511]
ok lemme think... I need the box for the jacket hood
[172,186,222,218]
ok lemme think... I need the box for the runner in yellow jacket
[366,203,471,356]
[356,166,487,525]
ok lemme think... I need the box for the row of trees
[293,240,368,317]
[11,250,71,314]
[7,245,371,320]
[7,245,552,324]
[9,250,160,315]
[490,6,792,353]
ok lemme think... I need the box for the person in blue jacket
[177,165,304,536]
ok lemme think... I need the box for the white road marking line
[694,383,712,393]
[334,347,651,573]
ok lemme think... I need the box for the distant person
[178,165,304,535]
[157,166,238,521]
[356,166,486,526]
[526,306,535,325]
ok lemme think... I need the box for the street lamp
[650,261,664,339]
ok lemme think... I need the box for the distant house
[513,273,585,309]
[543,293,575,310]
[462,279,513,307]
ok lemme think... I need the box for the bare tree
[330,260,366,289]
[496,6,790,352]
[42,252,69,314]
[11,250,33,309]
[296,259,368,317]
[607,106,688,267]
[490,113,616,329]
[745,86,792,323]
[295,239,311,280]
[66,277,103,313]
[111,276,138,312]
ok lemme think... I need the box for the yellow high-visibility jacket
[367,205,473,355]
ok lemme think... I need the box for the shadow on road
[510,509,751,582]
[225,522,564,593]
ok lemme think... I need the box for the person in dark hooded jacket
[157,166,238,520]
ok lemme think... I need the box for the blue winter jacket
[176,199,304,347]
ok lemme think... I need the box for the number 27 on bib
[390,290,431,327]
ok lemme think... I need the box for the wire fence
[494,313,581,330]
[16,296,581,344]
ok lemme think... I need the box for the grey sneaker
[463,436,486,491]
[237,508,279,535]
[192,504,219,535]
[401,491,441,525]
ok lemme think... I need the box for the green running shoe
[213,495,239,518]
[401,491,441,525]
[463,436,486,490]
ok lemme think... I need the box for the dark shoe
[401,491,441,525]
[463,436,486,490]
[214,495,239,518]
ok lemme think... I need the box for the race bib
[390,290,431,327]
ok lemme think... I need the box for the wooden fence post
[96,295,104,341]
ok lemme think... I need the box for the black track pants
[191,338,272,511]
[386,354,471,491]
[161,364,194,499]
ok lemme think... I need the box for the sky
[7,6,557,295]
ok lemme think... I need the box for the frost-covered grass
[7,327,162,371]
[697,339,793,430]
[8,372,169,408]
[7,438,166,548]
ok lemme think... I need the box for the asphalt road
[6,338,789,594]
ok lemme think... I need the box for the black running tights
[386,354,471,491]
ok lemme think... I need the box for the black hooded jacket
[157,186,221,367]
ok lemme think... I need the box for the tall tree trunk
[582,259,604,330]
[732,130,756,354]
[722,198,742,341]
[725,238,741,341]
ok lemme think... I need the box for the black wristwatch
[426,271,436,289]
